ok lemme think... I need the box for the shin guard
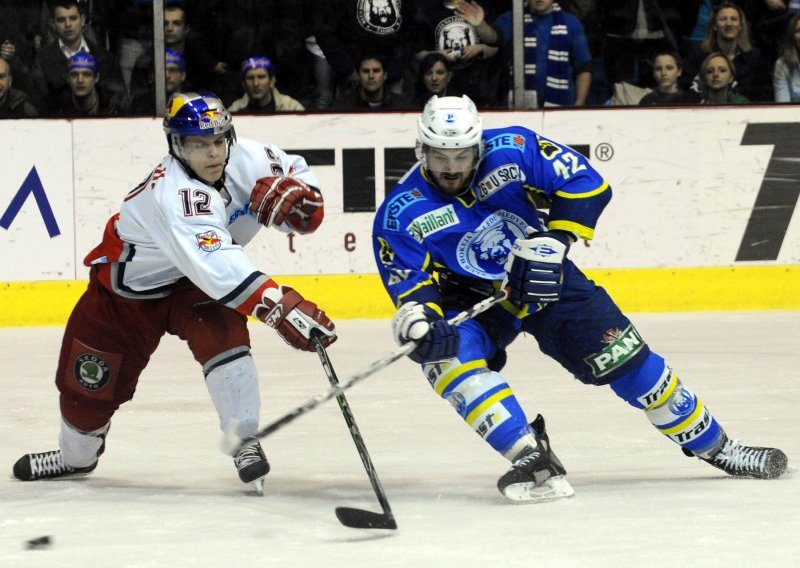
[610,352,724,456]
[424,360,535,458]
[205,351,260,439]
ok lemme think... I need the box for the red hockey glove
[249,176,324,234]
[253,285,336,351]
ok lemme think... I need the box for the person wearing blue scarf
[496,0,591,107]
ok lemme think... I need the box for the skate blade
[502,474,575,503]
[252,477,265,496]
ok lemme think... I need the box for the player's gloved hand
[250,176,324,234]
[254,284,336,351]
[502,229,572,304]
[392,301,459,364]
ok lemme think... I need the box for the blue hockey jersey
[372,125,611,311]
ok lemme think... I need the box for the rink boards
[1,106,799,325]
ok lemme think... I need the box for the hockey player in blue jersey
[371,95,789,502]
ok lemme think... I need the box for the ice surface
[2,312,798,567]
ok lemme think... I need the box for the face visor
[417,143,481,174]
[170,130,234,162]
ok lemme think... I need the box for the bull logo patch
[196,230,222,252]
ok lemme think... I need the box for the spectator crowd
[1,0,799,119]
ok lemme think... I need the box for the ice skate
[687,435,788,480]
[233,438,270,494]
[497,414,575,502]
[13,450,97,481]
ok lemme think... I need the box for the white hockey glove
[502,229,571,304]
[392,302,459,364]
[253,285,336,351]
[250,176,324,234]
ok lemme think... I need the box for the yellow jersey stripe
[396,277,435,306]
[553,181,609,199]
[549,220,594,240]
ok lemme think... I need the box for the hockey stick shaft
[313,336,397,529]
[227,290,508,454]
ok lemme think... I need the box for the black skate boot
[233,438,270,494]
[497,414,575,502]
[687,435,788,480]
[13,450,97,481]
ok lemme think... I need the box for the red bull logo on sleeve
[196,230,223,252]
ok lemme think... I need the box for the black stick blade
[335,507,398,530]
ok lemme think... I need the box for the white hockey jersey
[84,138,320,316]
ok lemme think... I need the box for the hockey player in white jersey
[12,91,336,492]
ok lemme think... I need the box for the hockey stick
[313,335,397,530]
[224,289,508,455]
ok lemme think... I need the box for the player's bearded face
[425,147,477,195]
[181,133,228,184]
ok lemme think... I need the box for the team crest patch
[455,210,527,279]
[196,230,222,252]
[74,353,111,392]
[584,325,645,378]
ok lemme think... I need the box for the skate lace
[514,449,543,470]
[715,440,767,472]
[234,444,263,470]
[30,451,69,477]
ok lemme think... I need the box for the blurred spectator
[496,0,591,108]
[411,0,504,107]
[304,33,337,109]
[601,1,694,92]
[0,56,38,117]
[127,48,187,115]
[163,3,188,52]
[30,0,126,111]
[562,0,607,105]
[333,52,411,110]
[739,0,795,63]
[50,51,126,116]
[181,0,277,106]
[313,0,418,96]
[410,52,456,106]
[773,12,800,101]
[638,51,700,105]
[262,2,311,104]
[229,56,305,113]
[681,0,713,66]
[684,2,772,101]
[108,0,155,92]
[0,0,42,96]
[698,51,750,103]
[126,3,196,116]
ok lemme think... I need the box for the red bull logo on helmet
[199,109,227,129]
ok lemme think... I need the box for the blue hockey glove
[392,302,460,364]
[502,230,572,304]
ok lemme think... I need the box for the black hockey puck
[26,535,52,550]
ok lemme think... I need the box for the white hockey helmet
[416,95,484,171]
